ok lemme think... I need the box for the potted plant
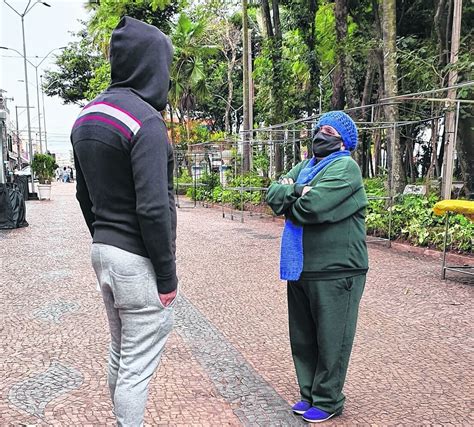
[30,153,56,200]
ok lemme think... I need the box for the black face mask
[312,131,343,158]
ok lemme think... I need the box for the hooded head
[109,16,173,111]
[314,111,358,151]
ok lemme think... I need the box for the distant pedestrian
[55,168,61,182]
[266,111,368,423]
[70,16,177,427]
[62,167,69,183]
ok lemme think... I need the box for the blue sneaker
[292,400,312,415]
[302,407,340,423]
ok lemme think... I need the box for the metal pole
[21,15,35,194]
[175,151,180,208]
[242,0,250,172]
[319,81,322,114]
[35,66,42,153]
[40,74,48,152]
[442,212,450,279]
[15,106,21,167]
[0,116,5,184]
[387,195,393,248]
[193,153,196,208]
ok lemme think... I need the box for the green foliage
[186,172,270,209]
[85,61,111,100]
[397,37,445,93]
[170,13,219,116]
[365,178,473,253]
[43,29,105,106]
[364,176,386,197]
[87,0,179,52]
[254,30,312,123]
[31,154,56,184]
[45,2,181,105]
[315,2,336,66]
[253,152,270,175]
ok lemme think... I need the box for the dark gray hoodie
[71,16,177,294]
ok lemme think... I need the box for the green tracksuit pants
[287,274,366,414]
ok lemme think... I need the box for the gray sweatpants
[91,243,175,427]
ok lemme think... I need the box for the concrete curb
[389,241,472,265]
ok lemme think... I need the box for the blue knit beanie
[316,111,358,151]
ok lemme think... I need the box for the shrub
[31,153,55,184]
[364,178,473,253]
[185,174,473,253]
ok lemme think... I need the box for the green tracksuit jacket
[266,156,369,278]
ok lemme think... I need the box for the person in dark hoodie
[71,17,177,426]
[266,111,368,423]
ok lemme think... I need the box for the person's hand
[302,186,312,196]
[159,289,177,307]
[280,177,294,185]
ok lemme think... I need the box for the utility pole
[3,0,52,197]
[34,66,42,153]
[40,74,48,152]
[242,0,250,172]
[15,105,34,168]
[248,28,254,171]
[16,106,21,167]
[442,0,463,200]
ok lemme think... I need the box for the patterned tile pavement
[0,182,472,426]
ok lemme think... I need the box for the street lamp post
[3,0,51,195]
[39,74,48,152]
[32,49,65,153]
[0,46,64,155]
[15,105,35,168]
[40,76,62,154]
[34,64,42,153]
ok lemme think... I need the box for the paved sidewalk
[1,183,472,426]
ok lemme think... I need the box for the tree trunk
[330,0,347,110]
[260,0,284,175]
[306,0,318,116]
[353,58,376,166]
[372,0,385,106]
[382,0,405,196]
[242,0,251,173]
[426,117,439,185]
[261,0,273,38]
[272,0,281,39]
[434,0,448,70]
[224,26,237,135]
[169,105,175,145]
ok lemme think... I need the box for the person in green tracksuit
[266,111,368,423]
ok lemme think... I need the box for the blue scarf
[279,150,350,281]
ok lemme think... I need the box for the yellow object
[433,199,474,221]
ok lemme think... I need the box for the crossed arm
[266,161,363,225]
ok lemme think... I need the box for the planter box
[37,184,52,200]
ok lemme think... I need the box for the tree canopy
[43,0,473,194]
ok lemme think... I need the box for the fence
[173,82,474,246]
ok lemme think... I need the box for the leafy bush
[365,178,473,253]
[186,172,270,208]
[185,174,473,253]
[31,153,55,184]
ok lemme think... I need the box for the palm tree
[169,13,217,142]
